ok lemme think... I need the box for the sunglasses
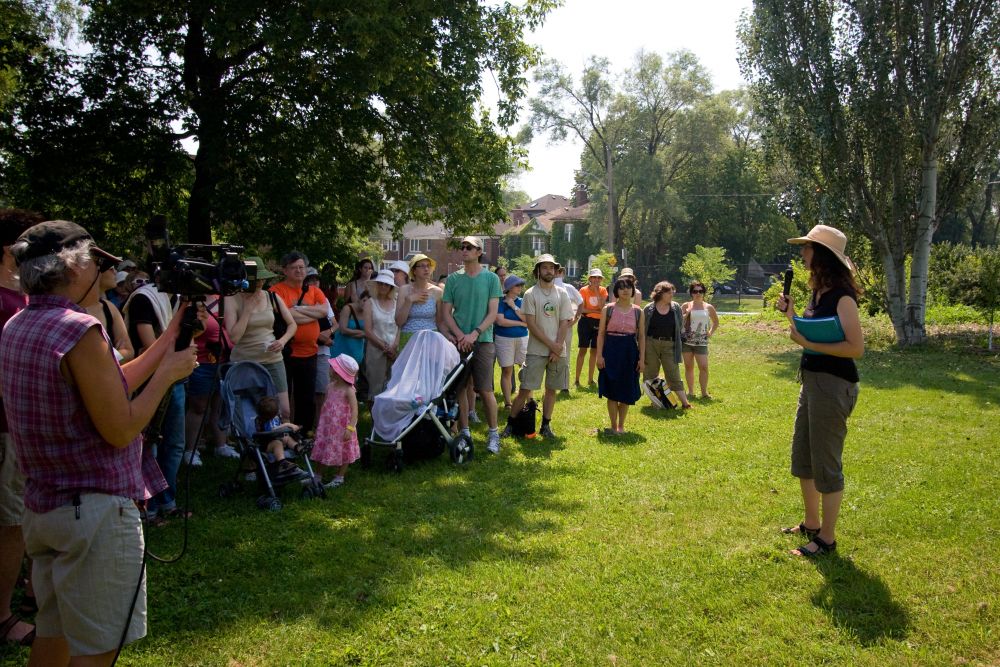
[132,278,150,287]
[459,244,478,251]
[691,289,705,294]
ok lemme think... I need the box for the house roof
[550,203,591,222]
[511,194,571,216]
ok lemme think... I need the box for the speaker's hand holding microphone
[776,268,795,320]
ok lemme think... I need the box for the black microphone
[779,268,793,312]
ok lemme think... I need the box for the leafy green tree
[970,248,1000,350]
[5,0,555,263]
[680,245,736,299]
[740,0,1000,345]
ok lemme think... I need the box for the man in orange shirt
[575,268,608,387]
[271,251,329,432]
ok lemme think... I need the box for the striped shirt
[0,294,165,513]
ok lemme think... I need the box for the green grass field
[11,316,998,666]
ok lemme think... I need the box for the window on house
[380,239,399,252]
[409,238,422,253]
[566,258,578,277]
[532,235,545,254]
[565,223,573,243]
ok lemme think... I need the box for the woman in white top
[363,269,400,399]
[681,280,720,399]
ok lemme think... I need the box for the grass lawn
[12,316,998,666]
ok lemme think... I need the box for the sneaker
[324,477,344,489]
[182,450,203,467]
[244,471,257,482]
[214,444,240,459]
[539,422,555,438]
[486,430,500,453]
[468,410,482,424]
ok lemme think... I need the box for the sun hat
[329,354,359,385]
[117,259,137,271]
[588,268,604,279]
[619,267,635,279]
[408,253,436,278]
[13,220,120,266]
[787,224,856,273]
[388,260,410,275]
[367,269,396,292]
[504,274,526,292]
[246,256,278,281]
[459,235,483,250]
[533,253,561,271]
[115,270,128,284]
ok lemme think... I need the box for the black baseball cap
[13,220,121,266]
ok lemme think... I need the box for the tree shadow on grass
[143,447,580,653]
[763,347,1000,403]
[809,553,910,646]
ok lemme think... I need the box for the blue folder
[793,316,844,355]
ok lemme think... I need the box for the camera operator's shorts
[458,342,496,394]
[520,353,569,392]
[494,335,527,368]
[0,432,25,526]
[577,317,600,349]
[24,494,147,655]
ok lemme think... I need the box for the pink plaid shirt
[0,294,166,513]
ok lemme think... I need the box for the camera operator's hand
[160,344,198,384]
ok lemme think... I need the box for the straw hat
[588,268,604,279]
[366,269,396,292]
[787,225,856,273]
[619,267,635,279]
[329,354,359,385]
[408,253,436,278]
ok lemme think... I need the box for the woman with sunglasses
[681,281,719,399]
[86,261,135,363]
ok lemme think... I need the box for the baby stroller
[217,361,325,510]
[364,330,474,472]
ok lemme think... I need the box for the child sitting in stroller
[254,395,307,481]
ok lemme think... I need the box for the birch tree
[740,0,1000,345]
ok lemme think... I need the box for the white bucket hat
[367,269,396,292]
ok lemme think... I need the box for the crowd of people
[0,210,864,664]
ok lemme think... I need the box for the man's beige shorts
[519,353,569,392]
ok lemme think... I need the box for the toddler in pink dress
[312,354,360,488]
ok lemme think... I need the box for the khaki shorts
[0,432,25,526]
[519,353,569,392]
[790,370,859,494]
[24,493,147,655]
[458,342,496,394]
[494,336,528,368]
[643,338,684,392]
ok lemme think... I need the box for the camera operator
[0,220,196,666]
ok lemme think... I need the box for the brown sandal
[0,614,35,646]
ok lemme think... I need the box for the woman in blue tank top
[395,254,443,351]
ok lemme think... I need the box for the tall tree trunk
[900,154,937,345]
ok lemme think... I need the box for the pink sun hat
[329,354,359,385]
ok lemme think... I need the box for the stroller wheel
[449,433,474,464]
[267,497,282,512]
[313,481,327,499]
[256,494,277,510]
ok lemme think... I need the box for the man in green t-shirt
[442,236,503,452]
[502,254,573,439]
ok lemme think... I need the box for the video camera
[145,216,252,297]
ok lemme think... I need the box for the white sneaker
[244,472,257,482]
[486,430,500,453]
[468,410,481,424]
[182,450,203,466]
[324,477,344,489]
[214,444,240,459]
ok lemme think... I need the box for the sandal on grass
[792,535,836,558]
[1,613,35,646]
[782,522,820,538]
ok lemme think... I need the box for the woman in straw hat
[395,253,443,351]
[776,224,864,558]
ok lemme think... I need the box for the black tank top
[799,287,859,383]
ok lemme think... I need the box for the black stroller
[217,361,325,510]
[363,330,474,472]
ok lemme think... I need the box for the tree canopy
[1,0,555,265]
